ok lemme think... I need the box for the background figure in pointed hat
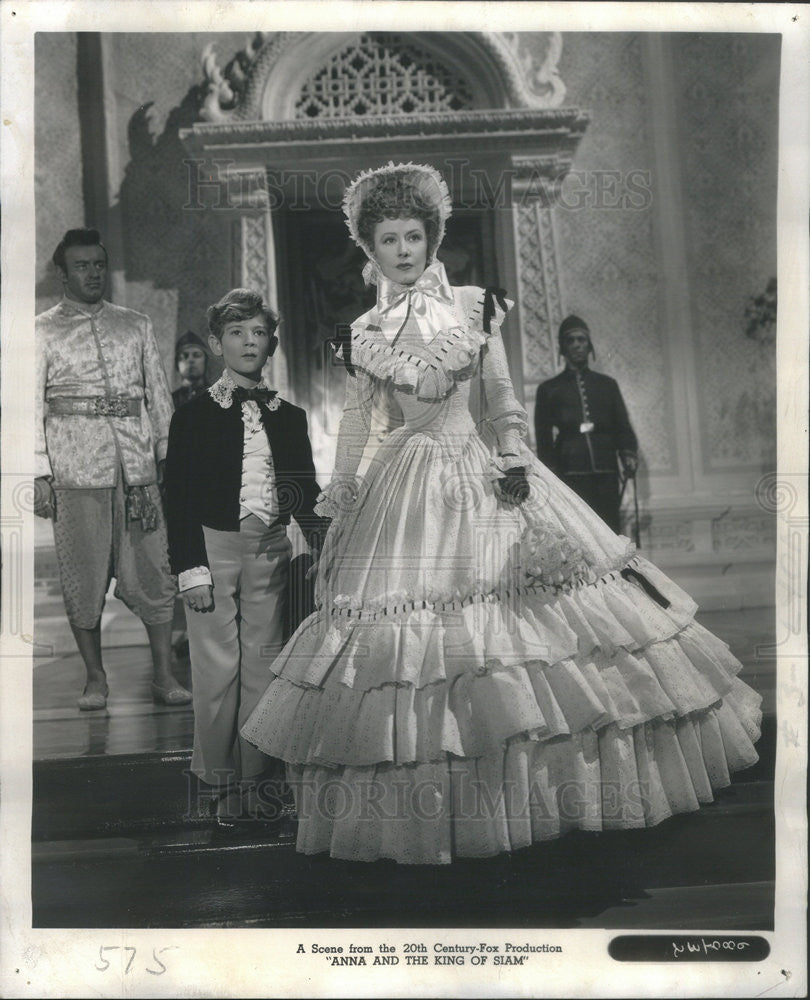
[172,330,211,409]
[534,314,638,533]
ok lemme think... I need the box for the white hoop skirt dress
[241,282,761,865]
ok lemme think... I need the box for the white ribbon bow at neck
[375,261,459,344]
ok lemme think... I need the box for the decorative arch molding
[200,30,565,123]
[186,30,581,445]
[283,33,481,119]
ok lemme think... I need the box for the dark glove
[498,466,530,503]
[621,453,638,478]
[483,287,509,334]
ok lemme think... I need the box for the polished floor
[31,603,777,929]
[34,643,194,759]
[32,606,776,761]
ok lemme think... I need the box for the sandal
[150,681,192,706]
[77,681,109,711]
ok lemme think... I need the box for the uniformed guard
[172,330,210,409]
[534,315,638,533]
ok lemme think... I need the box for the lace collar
[208,369,279,410]
[334,286,512,401]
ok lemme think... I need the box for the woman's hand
[498,466,530,503]
[183,584,214,612]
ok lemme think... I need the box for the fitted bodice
[385,313,478,439]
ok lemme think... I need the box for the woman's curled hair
[356,174,441,258]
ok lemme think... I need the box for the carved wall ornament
[711,511,777,552]
[493,32,566,109]
[512,155,569,180]
[198,31,566,123]
[200,32,270,123]
[224,169,270,211]
[186,107,587,147]
[649,519,696,554]
[514,200,563,384]
[294,34,476,118]
[241,214,270,303]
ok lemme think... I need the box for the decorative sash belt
[47,396,141,418]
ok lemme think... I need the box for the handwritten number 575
[95,946,174,975]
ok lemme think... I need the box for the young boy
[164,288,326,825]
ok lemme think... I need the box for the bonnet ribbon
[375,260,459,345]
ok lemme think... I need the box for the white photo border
[1,2,807,997]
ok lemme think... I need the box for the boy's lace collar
[208,370,279,410]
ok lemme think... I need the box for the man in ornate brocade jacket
[534,315,638,534]
[34,228,190,711]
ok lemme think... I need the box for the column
[230,169,290,397]
[509,162,565,446]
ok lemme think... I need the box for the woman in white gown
[241,162,761,865]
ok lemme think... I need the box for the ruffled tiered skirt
[241,428,762,864]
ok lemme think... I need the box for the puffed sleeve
[480,318,529,464]
[315,368,375,518]
[334,369,375,477]
[35,323,54,480]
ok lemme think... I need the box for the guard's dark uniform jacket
[171,383,209,410]
[534,366,637,532]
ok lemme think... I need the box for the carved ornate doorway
[182,29,587,477]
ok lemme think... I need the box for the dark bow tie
[233,385,277,405]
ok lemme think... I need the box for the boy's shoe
[214,779,296,831]
[212,786,243,829]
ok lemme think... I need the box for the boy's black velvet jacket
[164,390,327,577]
